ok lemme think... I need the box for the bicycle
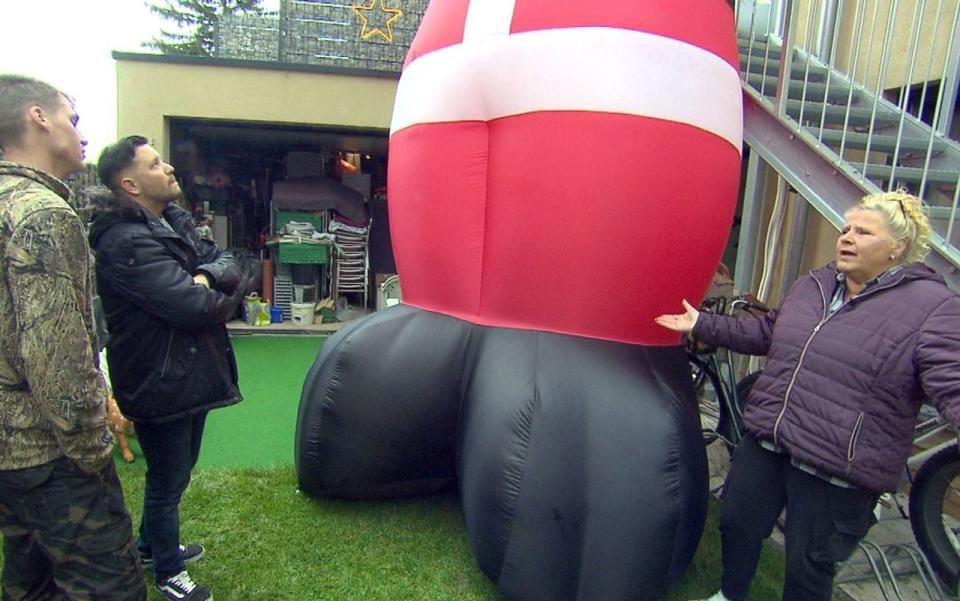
[831,406,960,600]
[685,293,768,455]
[907,409,960,595]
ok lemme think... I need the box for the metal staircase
[735,0,960,290]
[740,38,960,199]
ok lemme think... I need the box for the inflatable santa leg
[459,329,707,601]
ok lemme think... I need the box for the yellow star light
[352,0,404,44]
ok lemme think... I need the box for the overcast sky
[0,1,172,160]
[0,1,279,161]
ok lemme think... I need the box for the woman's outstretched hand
[654,299,700,334]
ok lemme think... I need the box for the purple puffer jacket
[693,262,960,493]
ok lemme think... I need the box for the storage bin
[290,302,316,325]
[277,243,329,265]
[274,210,326,234]
[270,306,283,323]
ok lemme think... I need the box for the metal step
[814,129,949,155]
[738,38,781,60]
[746,74,859,103]
[739,54,829,81]
[785,100,902,128]
[744,93,960,290]
[863,163,959,186]
[739,27,960,279]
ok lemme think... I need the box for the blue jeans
[134,412,207,582]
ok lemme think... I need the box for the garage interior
[167,118,395,319]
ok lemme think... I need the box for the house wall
[849,0,957,90]
[799,208,839,274]
[742,163,840,306]
[794,0,959,90]
[114,55,399,160]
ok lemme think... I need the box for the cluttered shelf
[264,210,372,323]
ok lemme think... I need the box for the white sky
[0,1,171,160]
[0,0,279,161]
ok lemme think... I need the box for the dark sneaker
[156,570,211,601]
[140,543,205,569]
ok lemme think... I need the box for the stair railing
[736,0,960,270]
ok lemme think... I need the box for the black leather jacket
[89,201,243,423]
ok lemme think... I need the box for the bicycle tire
[716,371,761,455]
[909,444,960,592]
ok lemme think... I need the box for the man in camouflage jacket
[0,75,145,599]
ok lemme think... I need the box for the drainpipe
[776,0,798,119]
[735,150,767,295]
[817,0,839,62]
[278,0,287,62]
[782,192,810,287]
[937,6,960,137]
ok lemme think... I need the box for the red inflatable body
[389,0,742,345]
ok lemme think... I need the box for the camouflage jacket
[0,162,112,473]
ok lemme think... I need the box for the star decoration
[352,0,404,44]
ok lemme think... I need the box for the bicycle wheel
[909,444,960,592]
[716,371,761,455]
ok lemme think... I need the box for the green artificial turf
[200,334,325,469]
[117,334,324,470]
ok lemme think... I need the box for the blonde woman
[656,191,960,601]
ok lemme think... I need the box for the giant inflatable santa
[296,1,742,599]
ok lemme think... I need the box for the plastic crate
[274,210,326,235]
[277,243,329,265]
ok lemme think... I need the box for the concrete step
[738,38,781,60]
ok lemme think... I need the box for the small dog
[99,350,135,462]
[106,393,136,463]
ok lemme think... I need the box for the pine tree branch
[143,0,263,57]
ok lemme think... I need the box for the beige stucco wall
[802,0,958,90]
[115,56,398,160]
[799,207,840,273]
[742,163,840,306]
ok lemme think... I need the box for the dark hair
[97,135,149,193]
[0,75,66,152]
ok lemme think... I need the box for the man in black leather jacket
[91,135,245,601]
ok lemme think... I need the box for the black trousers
[719,434,879,601]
